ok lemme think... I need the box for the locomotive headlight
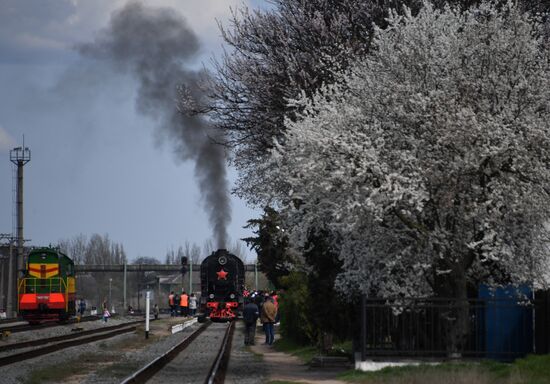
[230,294,235,299]
[209,294,215,299]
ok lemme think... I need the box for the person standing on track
[260,296,277,345]
[243,297,260,346]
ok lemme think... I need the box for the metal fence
[358,293,549,361]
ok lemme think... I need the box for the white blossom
[264,1,550,297]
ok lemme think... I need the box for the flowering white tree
[265,1,550,303]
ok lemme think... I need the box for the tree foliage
[243,207,292,288]
[302,230,358,343]
[59,233,127,265]
[264,2,550,300]
[207,0,427,205]
[278,271,317,344]
[200,0,550,345]
[205,0,548,206]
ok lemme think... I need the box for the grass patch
[23,365,80,384]
[329,340,354,358]
[106,330,160,351]
[507,354,550,384]
[97,359,143,378]
[273,337,318,363]
[22,353,110,384]
[267,381,304,384]
[339,354,550,384]
[22,331,155,383]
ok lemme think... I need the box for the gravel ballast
[1,316,269,384]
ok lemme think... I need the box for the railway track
[0,318,22,325]
[0,315,108,334]
[205,320,235,384]
[121,321,236,384]
[0,322,139,367]
[0,320,143,353]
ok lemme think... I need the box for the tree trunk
[319,331,334,354]
[434,260,470,358]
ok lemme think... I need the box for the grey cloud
[0,0,77,62]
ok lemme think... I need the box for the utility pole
[181,256,188,292]
[10,143,30,279]
[189,258,192,294]
[123,262,127,312]
[0,251,4,314]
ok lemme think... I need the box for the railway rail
[0,320,143,353]
[205,320,235,384]
[0,322,138,367]
[0,318,22,325]
[120,320,236,384]
[0,315,110,334]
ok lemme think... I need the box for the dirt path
[250,327,349,384]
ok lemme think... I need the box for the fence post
[361,294,367,361]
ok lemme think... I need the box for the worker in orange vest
[180,291,189,317]
[168,291,175,317]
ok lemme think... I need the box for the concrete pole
[15,162,24,276]
[123,262,127,312]
[145,291,150,339]
[10,145,30,318]
[189,261,192,294]
[0,256,4,313]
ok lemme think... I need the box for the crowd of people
[242,290,279,346]
[82,286,281,346]
[167,290,198,317]
[164,287,280,346]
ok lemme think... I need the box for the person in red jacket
[271,291,280,324]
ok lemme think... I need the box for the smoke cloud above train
[78,2,230,248]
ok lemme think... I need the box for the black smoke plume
[79,2,230,248]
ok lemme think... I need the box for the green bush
[278,271,317,345]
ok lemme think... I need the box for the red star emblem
[216,269,228,280]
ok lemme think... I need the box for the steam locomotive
[199,249,244,322]
[17,247,76,323]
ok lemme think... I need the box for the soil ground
[250,327,349,384]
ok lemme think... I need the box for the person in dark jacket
[242,298,260,346]
[78,298,86,318]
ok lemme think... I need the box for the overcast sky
[0,0,266,261]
